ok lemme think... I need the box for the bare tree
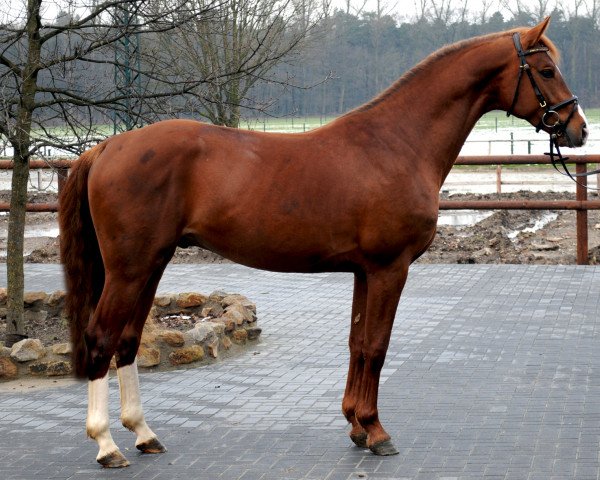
[499,0,557,22]
[0,0,228,345]
[476,0,493,24]
[160,0,324,127]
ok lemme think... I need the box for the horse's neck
[349,40,503,186]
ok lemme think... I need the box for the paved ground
[1,264,600,479]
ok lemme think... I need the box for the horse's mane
[351,28,561,114]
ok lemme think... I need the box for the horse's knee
[84,329,115,380]
[115,333,140,368]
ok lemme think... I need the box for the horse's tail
[59,143,106,379]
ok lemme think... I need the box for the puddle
[438,210,493,227]
[507,212,558,240]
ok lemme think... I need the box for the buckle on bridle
[542,110,559,128]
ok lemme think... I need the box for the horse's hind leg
[116,270,168,454]
[342,272,369,448]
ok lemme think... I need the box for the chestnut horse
[59,18,588,467]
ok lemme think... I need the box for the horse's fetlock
[356,407,378,427]
[341,400,356,421]
[121,409,143,432]
[86,416,109,440]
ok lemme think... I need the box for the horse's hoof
[136,437,167,454]
[369,439,399,456]
[350,432,368,448]
[97,450,130,468]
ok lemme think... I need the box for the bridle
[506,32,596,186]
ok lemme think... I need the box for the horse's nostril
[582,123,589,141]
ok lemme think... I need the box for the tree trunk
[4,0,41,346]
[5,153,29,345]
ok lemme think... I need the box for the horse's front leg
[117,358,166,453]
[342,272,369,448]
[355,264,408,456]
[87,373,130,467]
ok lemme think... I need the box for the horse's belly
[180,227,356,274]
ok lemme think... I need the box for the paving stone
[1,264,600,479]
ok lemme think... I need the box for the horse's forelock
[540,35,561,64]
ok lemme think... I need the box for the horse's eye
[540,69,555,79]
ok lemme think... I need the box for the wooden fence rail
[3,154,600,265]
[441,154,600,265]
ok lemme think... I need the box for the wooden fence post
[576,162,588,265]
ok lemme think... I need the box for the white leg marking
[87,373,121,461]
[117,359,159,448]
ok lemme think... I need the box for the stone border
[0,290,261,381]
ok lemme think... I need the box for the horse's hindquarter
[87,120,439,273]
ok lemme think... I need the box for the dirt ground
[1,188,599,346]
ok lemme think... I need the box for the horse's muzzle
[562,120,588,148]
[556,104,588,148]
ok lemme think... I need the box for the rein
[506,32,597,188]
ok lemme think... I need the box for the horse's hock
[0,290,261,381]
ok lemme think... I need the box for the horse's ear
[522,17,551,48]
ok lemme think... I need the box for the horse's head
[501,17,588,148]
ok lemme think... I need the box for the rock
[46,291,66,307]
[137,346,161,368]
[205,321,225,335]
[28,360,71,376]
[51,343,72,355]
[141,319,158,345]
[157,329,185,347]
[0,345,11,357]
[246,327,262,341]
[225,304,255,323]
[0,288,6,304]
[207,339,219,358]
[0,357,18,379]
[221,336,232,350]
[11,339,46,362]
[222,294,256,313]
[154,295,172,307]
[208,290,228,302]
[200,300,224,318]
[24,310,48,324]
[532,243,559,251]
[176,293,207,309]
[186,323,216,344]
[47,361,72,376]
[221,308,245,327]
[23,291,47,305]
[169,345,204,365]
[231,329,248,345]
[222,317,236,332]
